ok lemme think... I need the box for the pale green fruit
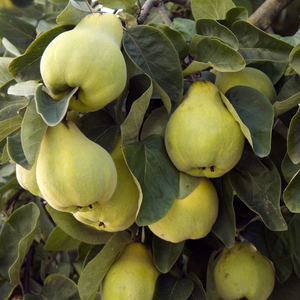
[36,120,117,213]
[214,241,275,300]
[148,176,218,243]
[16,155,41,197]
[165,80,245,178]
[100,242,160,300]
[40,13,126,112]
[215,67,277,103]
[73,137,140,232]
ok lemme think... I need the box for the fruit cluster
[15,12,276,300]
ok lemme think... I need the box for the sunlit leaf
[171,18,196,42]
[194,37,245,72]
[191,0,235,20]
[35,84,76,126]
[231,20,293,62]
[195,19,239,50]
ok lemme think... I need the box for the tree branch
[248,0,295,31]
[137,0,190,25]
[157,2,172,25]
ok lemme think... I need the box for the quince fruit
[214,240,275,300]
[73,137,140,232]
[165,80,245,178]
[40,13,126,112]
[100,242,160,300]
[16,155,41,197]
[36,120,117,213]
[148,176,218,243]
[215,67,277,103]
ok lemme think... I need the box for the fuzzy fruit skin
[165,80,245,178]
[100,242,160,300]
[36,120,117,213]
[148,176,218,243]
[215,67,277,103]
[214,241,275,300]
[40,13,126,112]
[16,155,41,197]
[73,137,140,232]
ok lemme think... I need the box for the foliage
[0,0,300,299]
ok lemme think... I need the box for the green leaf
[171,18,196,42]
[153,274,194,300]
[0,278,17,300]
[221,6,248,26]
[35,84,77,126]
[282,152,300,183]
[0,203,40,285]
[283,170,300,213]
[212,175,236,248]
[152,235,185,274]
[98,0,136,10]
[0,57,13,87]
[56,0,92,26]
[44,226,81,251]
[148,23,189,60]
[9,25,73,81]
[123,25,183,112]
[7,130,28,168]
[191,0,235,20]
[186,273,208,300]
[231,20,293,62]
[42,274,80,300]
[46,205,115,245]
[0,80,28,122]
[221,86,274,157]
[121,74,153,144]
[176,172,200,200]
[277,212,300,255]
[140,106,170,140]
[0,116,22,144]
[8,80,39,96]
[0,13,36,52]
[21,99,47,167]
[273,75,300,116]
[194,37,246,72]
[195,19,239,50]
[76,110,119,153]
[78,231,131,300]
[287,107,300,164]
[229,147,287,231]
[122,135,179,226]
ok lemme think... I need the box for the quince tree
[0,0,300,299]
